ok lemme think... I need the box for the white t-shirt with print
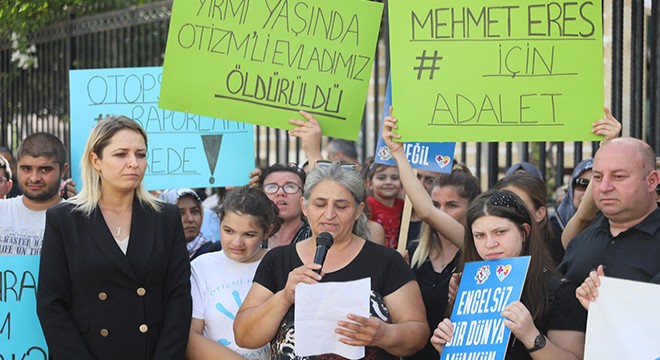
[0,196,47,255]
[190,250,270,359]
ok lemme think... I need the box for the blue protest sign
[374,74,456,173]
[441,256,531,360]
[0,256,48,359]
[70,67,255,190]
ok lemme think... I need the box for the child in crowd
[186,186,282,360]
[362,156,404,248]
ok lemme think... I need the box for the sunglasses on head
[315,160,359,171]
[573,177,590,191]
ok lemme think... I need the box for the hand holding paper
[295,278,370,359]
[576,265,605,310]
[336,313,384,348]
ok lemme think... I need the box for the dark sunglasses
[573,177,590,191]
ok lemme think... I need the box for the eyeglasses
[573,177,590,191]
[263,182,302,195]
[315,160,359,171]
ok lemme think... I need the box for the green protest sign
[389,0,603,142]
[159,0,383,141]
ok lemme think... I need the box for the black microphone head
[316,232,333,248]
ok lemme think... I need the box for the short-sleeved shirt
[559,207,660,286]
[505,273,587,360]
[0,196,49,255]
[253,240,416,360]
[190,251,269,359]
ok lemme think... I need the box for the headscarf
[553,158,594,230]
[159,188,211,258]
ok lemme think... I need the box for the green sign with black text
[160,0,383,140]
[389,0,603,142]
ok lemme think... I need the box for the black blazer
[37,199,191,360]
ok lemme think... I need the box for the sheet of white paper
[585,277,660,360]
[294,277,371,359]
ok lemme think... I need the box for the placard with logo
[374,74,455,173]
[441,256,531,360]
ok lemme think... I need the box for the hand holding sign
[381,107,402,154]
[288,110,323,167]
[500,301,538,349]
[431,318,455,354]
[591,107,621,141]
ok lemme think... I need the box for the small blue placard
[0,256,48,359]
[441,256,531,360]
[69,67,255,190]
[374,74,456,173]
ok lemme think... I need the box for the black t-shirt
[254,240,416,360]
[547,216,566,266]
[504,273,587,360]
[559,208,660,286]
[404,242,461,360]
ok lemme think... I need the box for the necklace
[115,225,121,237]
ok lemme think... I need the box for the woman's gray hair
[303,162,370,240]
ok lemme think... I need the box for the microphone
[313,232,333,274]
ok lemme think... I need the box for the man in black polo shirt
[559,137,660,295]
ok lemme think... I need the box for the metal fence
[1,0,658,191]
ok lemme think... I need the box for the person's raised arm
[234,263,322,349]
[336,280,429,356]
[561,179,598,248]
[561,107,620,248]
[289,110,323,169]
[382,107,464,249]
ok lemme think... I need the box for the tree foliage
[1,0,152,68]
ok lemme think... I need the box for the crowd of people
[0,104,658,360]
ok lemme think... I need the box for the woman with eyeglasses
[431,190,587,360]
[258,163,311,248]
[234,162,429,359]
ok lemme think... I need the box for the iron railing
[1,0,658,192]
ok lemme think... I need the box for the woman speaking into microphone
[234,161,428,359]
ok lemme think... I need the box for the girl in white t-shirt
[186,186,282,360]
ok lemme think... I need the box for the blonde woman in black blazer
[37,116,191,360]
